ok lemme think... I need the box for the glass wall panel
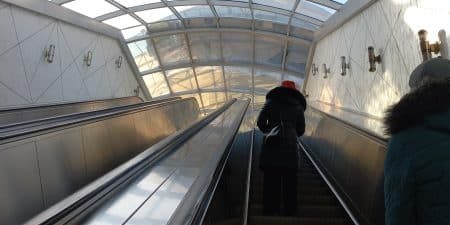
[291,17,320,31]
[219,18,252,29]
[195,66,225,90]
[201,92,227,112]
[224,66,252,92]
[255,35,284,67]
[153,34,190,66]
[215,6,252,19]
[166,68,198,93]
[222,32,252,63]
[175,5,214,18]
[102,14,141,29]
[63,0,118,18]
[296,0,336,21]
[254,69,281,95]
[253,0,296,10]
[114,0,160,8]
[286,40,309,73]
[148,20,183,32]
[122,26,147,40]
[136,8,177,23]
[253,10,290,24]
[189,32,221,63]
[254,21,288,34]
[185,18,217,28]
[143,72,170,97]
[128,40,159,72]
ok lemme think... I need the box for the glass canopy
[50,0,347,110]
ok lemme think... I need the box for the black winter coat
[257,87,306,170]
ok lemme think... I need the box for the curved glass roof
[49,0,347,109]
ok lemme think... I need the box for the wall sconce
[83,51,93,67]
[44,44,55,63]
[322,63,330,79]
[368,46,381,72]
[115,56,123,69]
[418,29,449,61]
[311,63,319,76]
[340,56,350,76]
[133,86,140,96]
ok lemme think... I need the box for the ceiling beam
[126,27,312,45]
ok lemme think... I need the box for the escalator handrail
[0,97,179,130]
[187,99,251,225]
[0,96,143,112]
[25,99,237,225]
[243,127,255,225]
[298,140,360,225]
[0,97,184,142]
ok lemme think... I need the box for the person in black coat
[257,80,307,216]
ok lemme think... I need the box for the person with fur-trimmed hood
[257,80,306,216]
[384,58,450,225]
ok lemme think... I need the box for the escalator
[25,99,250,225]
[0,97,199,225]
[247,131,353,225]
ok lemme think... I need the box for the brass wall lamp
[340,56,350,76]
[368,46,381,72]
[84,50,93,67]
[115,56,123,69]
[312,63,319,76]
[44,44,55,63]
[418,29,449,61]
[322,63,330,78]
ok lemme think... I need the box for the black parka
[257,86,306,170]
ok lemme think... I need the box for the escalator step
[248,216,348,225]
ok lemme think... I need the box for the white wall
[305,0,450,136]
[0,2,141,109]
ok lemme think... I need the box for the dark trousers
[263,168,298,216]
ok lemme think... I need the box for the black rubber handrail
[0,97,183,143]
[0,97,179,130]
[25,99,237,225]
[188,99,250,225]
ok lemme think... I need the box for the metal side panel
[82,121,114,183]
[106,115,139,166]
[74,100,248,225]
[36,129,87,208]
[302,107,386,225]
[0,142,44,225]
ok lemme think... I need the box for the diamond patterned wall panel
[0,3,140,108]
[305,0,449,137]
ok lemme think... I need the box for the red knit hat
[281,80,297,90]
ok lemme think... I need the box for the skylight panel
[102,14,141,29]
[143,72,170,97]
[253,10,290,24]
[62,0,119,18]
[215,6,252,19]
[122,26,148,40]
[136,8,178,23]
[296,0,336,21]
[252,0,296,11]
[114,0,161,8]
[333,0,348,4]
[291,17,320,30]
[174,5,214,19]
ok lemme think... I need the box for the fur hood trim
[384,78,450,135]
[266,86,307,110]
